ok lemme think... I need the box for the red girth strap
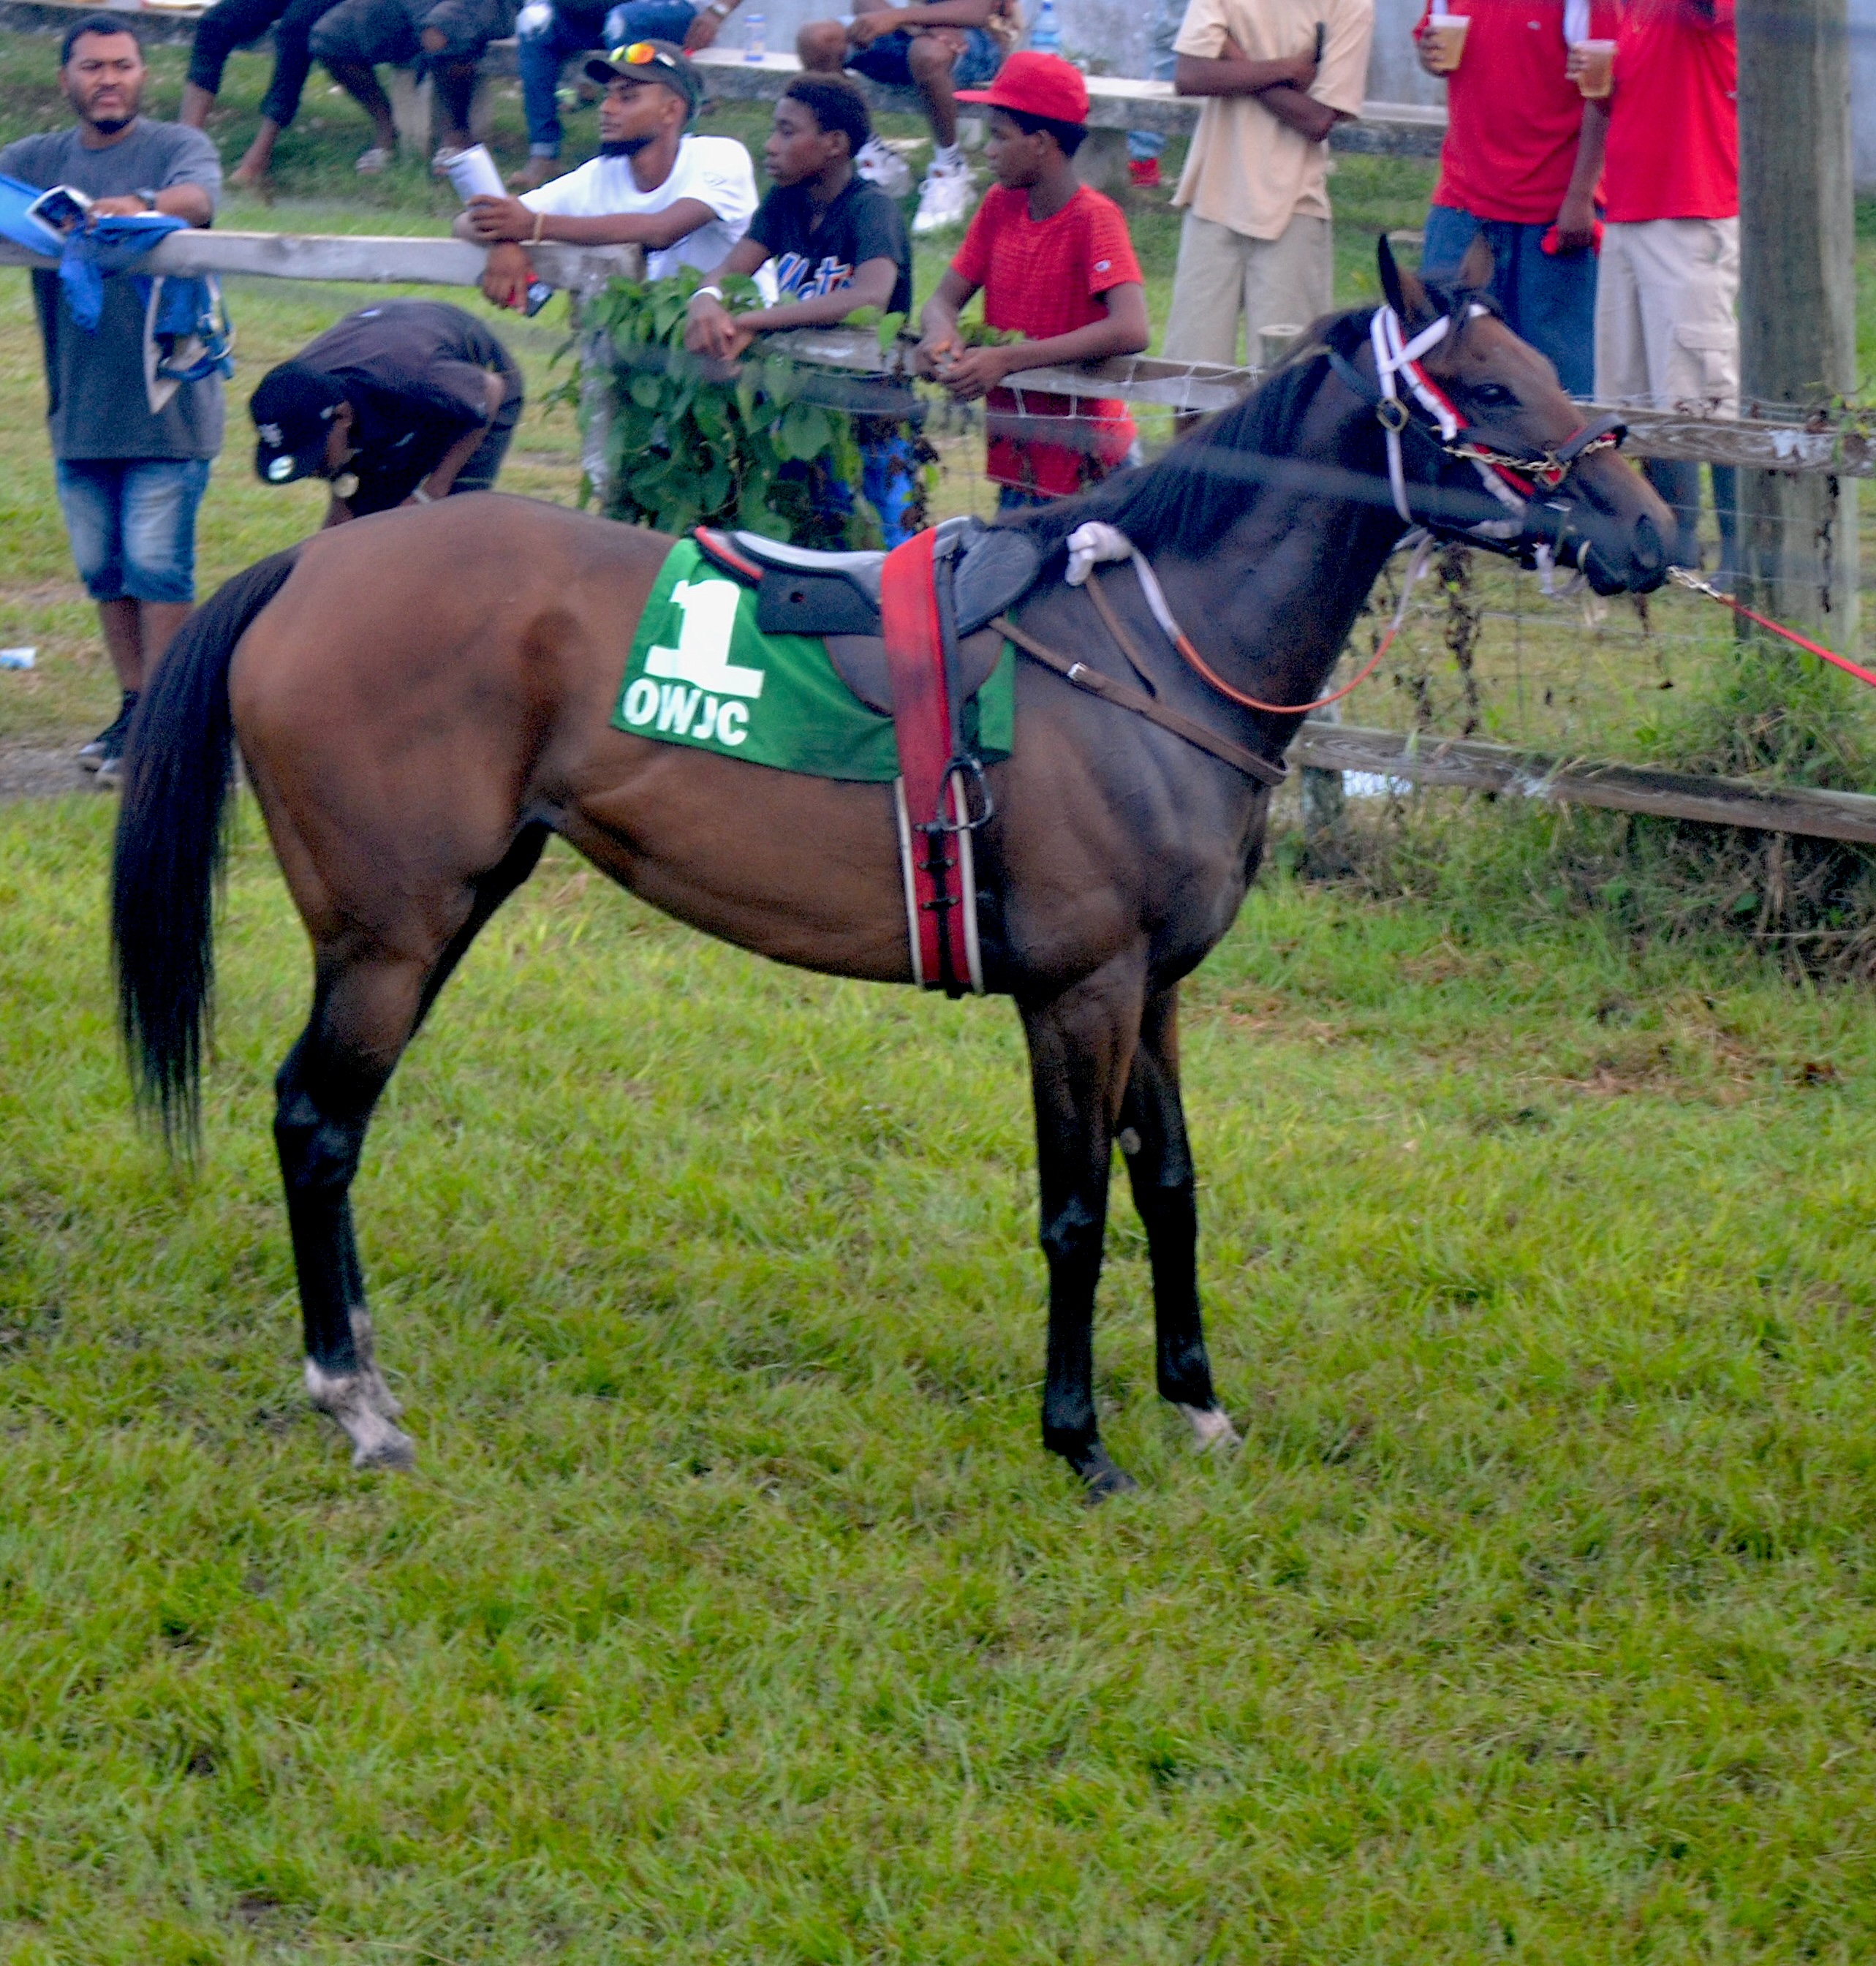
[880,529,975,996]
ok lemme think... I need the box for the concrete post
[1737,0,1858,635]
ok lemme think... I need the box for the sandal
[354,144,392,174]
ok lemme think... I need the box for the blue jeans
[1420,204,1598,397]
[54,458,213,605]
[518,0,696,154]
[1127,0,1181,163]
[793,431,921,548]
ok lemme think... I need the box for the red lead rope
[1668,567,1876,691]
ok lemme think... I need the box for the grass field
[9,786,1876,1959]
[7,40,1876,1955]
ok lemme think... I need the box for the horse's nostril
[1633,513,1666,573]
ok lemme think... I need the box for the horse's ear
[1457,232,1495,295]
[1377,233,1435,326]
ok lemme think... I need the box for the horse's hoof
[305,1358,416,1473]
[1177,1403,1242,1454]
[352,1425,417,1472]
[1074,1444,1141,1502]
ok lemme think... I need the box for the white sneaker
[855,136,913,199]
[912,157,974,235]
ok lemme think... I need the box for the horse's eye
[1472,382,1518,409]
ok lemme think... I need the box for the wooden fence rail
[1294,723,1876,845]
[1,223,1844,477]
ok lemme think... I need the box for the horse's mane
[996,305,1379,563]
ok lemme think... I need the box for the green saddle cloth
[613,538,1015,783]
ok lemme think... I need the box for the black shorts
[312,0,504,67]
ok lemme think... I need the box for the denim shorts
[847,23,1001,89]
[54,458,213,605]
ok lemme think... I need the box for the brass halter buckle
[1376,398,1410,433]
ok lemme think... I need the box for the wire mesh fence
[909,387,1871,765]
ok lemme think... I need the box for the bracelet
[410,486,434,505]
[688,284,725,308]
[705,1,732,18]
[529,208,545,246]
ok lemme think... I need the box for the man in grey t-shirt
[1,15,223,782]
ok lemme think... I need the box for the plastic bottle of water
[744,11,766,59]
[1029,0,1061,52]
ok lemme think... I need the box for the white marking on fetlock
[346,1308,402,1418]
[305,1358,417,1470]
[1179,1403,1242,1453]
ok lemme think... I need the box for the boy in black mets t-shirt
[684,75,920,546]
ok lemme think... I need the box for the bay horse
[113,245,1672,1496]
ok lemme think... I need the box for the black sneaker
[77,692,137,774]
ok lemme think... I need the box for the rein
[1669,565,1876,692]
[1063,521,1434,719]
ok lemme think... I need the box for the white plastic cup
[442,143,507,203]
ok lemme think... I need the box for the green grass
[7,37,1876,1952]
[8,795,1876,1959]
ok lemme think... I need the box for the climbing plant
[574,268,921,549]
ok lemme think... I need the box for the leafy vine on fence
[570,270,923,548]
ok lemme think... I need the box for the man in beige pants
[1162,0,1373,367]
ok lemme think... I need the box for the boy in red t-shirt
[1412,0,1614,395]
[1582,0,1738,573]
[914,53,1150,507]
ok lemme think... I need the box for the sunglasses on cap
[583,37,703,110]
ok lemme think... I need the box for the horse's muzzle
[1579,507,1669,597]
[1528,481,1671,598]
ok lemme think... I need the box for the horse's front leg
[1019,956,1148,1499]
[1119,986,1242,1454]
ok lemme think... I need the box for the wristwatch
[135,188,159,211]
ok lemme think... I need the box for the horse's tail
[112,548,302,1152]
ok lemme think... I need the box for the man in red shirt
[914,52,1150,504]
[1584,0,1737,571]
[1413,0,1614,394]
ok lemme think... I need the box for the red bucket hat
[957,50,1089,125]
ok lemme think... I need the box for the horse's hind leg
[1119,986,1242,1455]
[276,960,423,1470]
[279,824,548,1469]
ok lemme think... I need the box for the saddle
[696,519,1044,996]
[696,519,1040,716]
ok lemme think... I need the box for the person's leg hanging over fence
[311,0,409,164]
[231,0,348,185]
[181,0,288,128]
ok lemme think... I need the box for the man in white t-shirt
[458,41,757,305]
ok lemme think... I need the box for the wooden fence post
[1737,0,1858,635]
